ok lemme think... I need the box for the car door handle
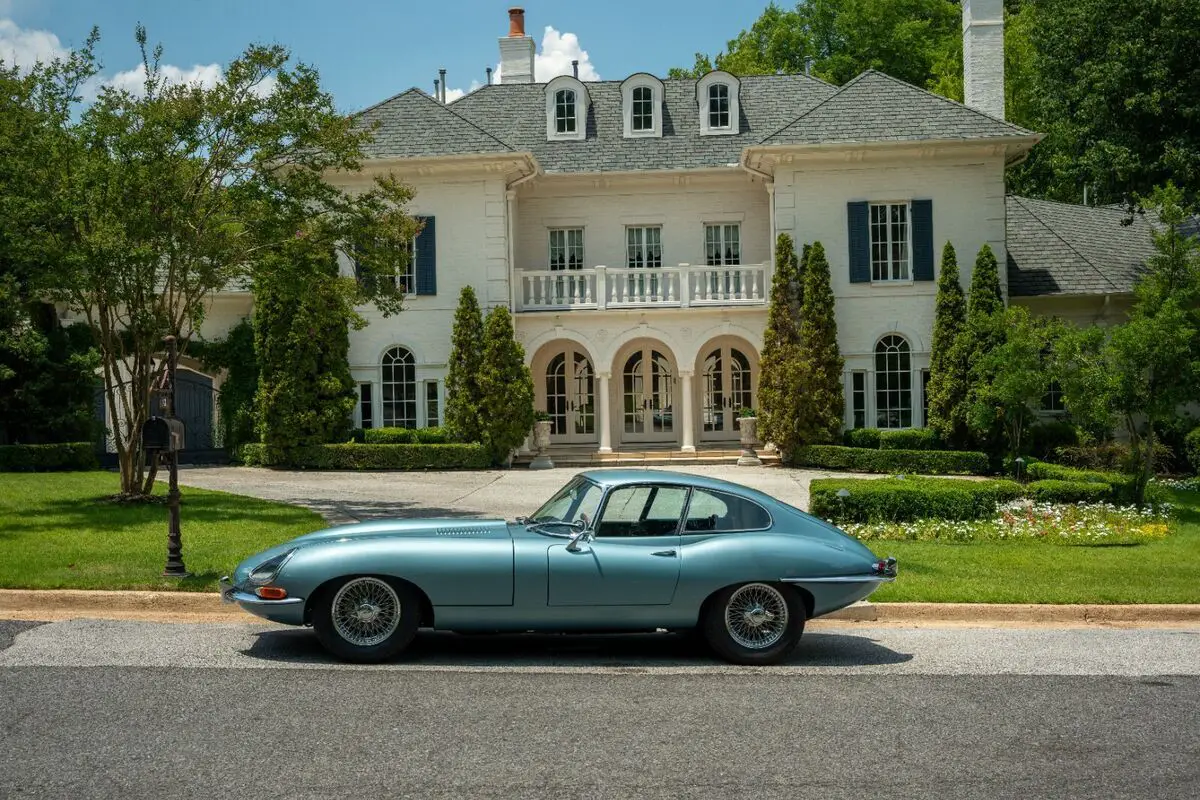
[651,550,677,557]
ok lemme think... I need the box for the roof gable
[354,89,514,159]
[762,70,1034,146]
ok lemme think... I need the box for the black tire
[702,582,805,665]
[312,576,421,663]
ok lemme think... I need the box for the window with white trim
[850,371,867,429]
[1042,380,1065,412]
[357,383,374,430]
[875,335,912,429]
[622,75,663,138]
[707,83,730,129]
[425,380,440,428]
[626,226,662,269]
[632,86,654,132]
[397,238,416,293]
[870,203,910,281]
[381,346,417,429]
[549,228,584,270]
[554,89,576,134]
[704,224,740,266]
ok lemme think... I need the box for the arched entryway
[617,342,678,444]
[532,342,599,445]
[695,337,759,444]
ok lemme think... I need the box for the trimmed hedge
[793,445,989,476]
[810,477,1023,522]
[1024,461,1167,505]
[842,428,881,449]
[0,443,99,472]
[1024,480,1113,505]
[878,428,940,451]
[362,427,450,445]
[239,442,490,470]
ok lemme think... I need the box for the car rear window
[684,489,771,532]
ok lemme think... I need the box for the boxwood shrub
[810,477,1024,523]
[842,428,881,449]
[878,428,940,451]
[362,426,450,445]
[793,445,989,476]
[1023,461,1166,505]
[239,442,490,470]
[0,442,99,472]
[1024,480,1113,505]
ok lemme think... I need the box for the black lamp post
[160,335,190,578]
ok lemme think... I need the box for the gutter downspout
[739,153,777,274]
[505,158,541,311]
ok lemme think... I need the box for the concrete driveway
[178,464,849,524]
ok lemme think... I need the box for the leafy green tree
[671,0,960,89]
[2,28,416,496]
[444,287,486,444]
[967,306,1058,461]
[960,244,1006,453]
[196,318,258,451]
[254,241,356,450]
[478,305,534,466]
[926,242,970,447]
[795,242,844,444]
[758,233,804,457]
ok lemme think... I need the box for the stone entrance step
[513,446,780,468]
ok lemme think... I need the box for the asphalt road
[2,619,1198,799]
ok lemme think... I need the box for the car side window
[596,485,688,538]
[684,489,771,533]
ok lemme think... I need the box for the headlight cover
[248,548,298,586]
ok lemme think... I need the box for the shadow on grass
[1170,490,1200,526]
[241,628,913,669]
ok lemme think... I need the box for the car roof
[577,468,785,504]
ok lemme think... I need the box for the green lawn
[866,489,1200,603]
[0,472,324,592]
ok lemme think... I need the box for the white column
[679,370,695,453]
[505,189,517,311]
[766,182,777,269]
[597,372,613,454]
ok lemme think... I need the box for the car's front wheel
[703,582,804,665]
[312,576,420,663]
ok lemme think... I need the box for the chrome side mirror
[565,527,594,552]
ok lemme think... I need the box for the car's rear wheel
[312,576,420,663]
[703,582,804,665]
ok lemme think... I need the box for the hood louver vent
[434,528,491,537]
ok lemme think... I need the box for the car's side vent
[433,528,490,537]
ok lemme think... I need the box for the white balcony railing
[517,263,769,312]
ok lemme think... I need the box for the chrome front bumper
[218,576,306,625]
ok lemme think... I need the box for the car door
[546,483,687,606]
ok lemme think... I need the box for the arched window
[381,346,417,429]
[554,89,576,134]
[874,335,912,429]
[631,86,654,131]
[707,83,730,129]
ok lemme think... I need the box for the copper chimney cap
[508,7,526,37]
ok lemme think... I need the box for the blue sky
[1,0,769,111]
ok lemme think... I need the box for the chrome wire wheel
[724,583,790,650]
[331,577,401,647]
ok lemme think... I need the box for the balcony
[516,264,770,312]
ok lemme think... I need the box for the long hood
[290,517,512,545]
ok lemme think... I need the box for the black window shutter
[911,199,934,281]
[847,201,870,283]
[415,216,437,296]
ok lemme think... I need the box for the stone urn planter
[529,418,555,470]
[737,414,762,467]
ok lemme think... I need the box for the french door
[700,346,753,442]
[622,348,675,442]
[545,349,596,444]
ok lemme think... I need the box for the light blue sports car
[220,469,896,665]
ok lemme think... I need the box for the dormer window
[621,74,663,138]
[545,75,589,141]
[555,89,576,134]
[696,70,740,136]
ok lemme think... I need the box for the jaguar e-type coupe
[220,469,896,665]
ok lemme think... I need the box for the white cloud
[0,18,70,69]
[106,61,224,95]
[445,25,599,101]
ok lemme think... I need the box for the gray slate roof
[355,89,514,159]
[350,69,1033,172]
[761,70,1034,145]
[1005,195,1158,297]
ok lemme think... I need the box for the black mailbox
[142,416,185,453]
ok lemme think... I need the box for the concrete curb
[2,590,1200,626]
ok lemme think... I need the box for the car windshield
[529,477,604,526]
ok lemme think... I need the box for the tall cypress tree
[927,242,970,446]
[961,243,1007,453]
[479,305,535,466]
[443,286,485,443]
[796,242,844,445]
[758,233,804,457]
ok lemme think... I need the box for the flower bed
[841,499,1172,546]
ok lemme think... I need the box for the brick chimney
[499,7,535,84]
[962,0,1005,120]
